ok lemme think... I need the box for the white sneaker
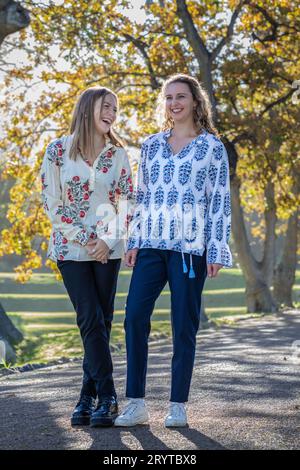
[114,399,149,427]
[165,402,187,427]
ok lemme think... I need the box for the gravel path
[0,310,299,450]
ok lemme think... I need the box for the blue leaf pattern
[144,189,151,209]
[158,240,167,250]
[226,223,231,243]
[212,144,223,161]
[195,168,206,191]
[127,131,232,267]
[182,188,195,210]
[185,217,198,243]
[166,185,179,208]
[154,186,164,208]
[162,144,172,159]
[194,140,209,161]
[169,217,178,240]
[207,242,218,263]
[208,164,218,186]
[212,190,221,214]
[146,215,152,238]
[224,191,231,216]
[178,161,192,185]
[150,161,160,184]
[163,160,175,184]
[142,166,149,186]
[148,140,160,160]
[216,216,223,241]
[136,186,144,204]
[206,216,213,242]
[219,161,227,187]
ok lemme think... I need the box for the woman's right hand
[125,248,139,267]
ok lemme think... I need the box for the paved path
[0,311,299,450]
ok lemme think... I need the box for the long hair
[69,86,123,160]
[157,73,219,136]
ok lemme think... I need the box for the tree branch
[122,32,160,90]
[259,88,294,117]
[211,0,248,61]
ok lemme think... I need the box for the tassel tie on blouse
[181,250,195,279]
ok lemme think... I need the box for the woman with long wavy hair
[41,86,134,428]
[115,74,232,428]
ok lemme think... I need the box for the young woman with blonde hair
[115,74,232,428]
[41,87,134,427]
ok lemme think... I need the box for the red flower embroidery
[79,210,85,218]
[82,183,89,191]
[102,167,108,173]
[73,176,80,182]
[62,238,68,244]
[115,188,121,195]
[61,216,66,222]
[83,193,89,200]
[107,151,113,158]
[59,254,64,260]
[66,217,73,224]
[121,168,126,175]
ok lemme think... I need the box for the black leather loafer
[71,394,96,426]
[90,396,118,427]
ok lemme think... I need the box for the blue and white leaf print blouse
[127,129,233,267]
[41,135,134,262]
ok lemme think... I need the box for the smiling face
[164,82,196,124]
[93,93,118,136]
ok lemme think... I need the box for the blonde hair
[157,73,219,136]
[69,86,123,160]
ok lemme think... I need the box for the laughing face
[165,82,196,124]
[94,93,118,136]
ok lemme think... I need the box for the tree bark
[0,302,23,345]
[0,0,30,47]
[273,210,299,307]
[260,181,277,288]
[230,175,277,312]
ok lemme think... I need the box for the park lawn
[1,267,299,367]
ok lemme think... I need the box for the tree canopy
[0,1,299,310]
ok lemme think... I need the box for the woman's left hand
[207,263,223,278]
[86,239,110,262]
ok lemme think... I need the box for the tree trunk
[230,176,276,312]
[0,302,23,345]
[273,210,299,307]
[261,181,277,288]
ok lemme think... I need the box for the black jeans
[57,259,121,400]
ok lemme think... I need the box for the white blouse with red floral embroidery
[40,135,134,261]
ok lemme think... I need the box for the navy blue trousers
[57,259,121,400]
[125,248,207,403]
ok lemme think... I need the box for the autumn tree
[0,0,299,314]
[0,0,30,362]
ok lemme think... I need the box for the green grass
[1,267,299,367]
